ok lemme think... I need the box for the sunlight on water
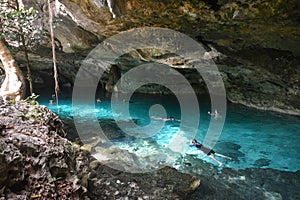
[40,94,300,172]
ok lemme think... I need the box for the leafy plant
[23,93,40,105]
[0,0,43,95]
[0,1,42,48]
[8,99,16,104]
[52,176,63,182]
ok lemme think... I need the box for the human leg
[209,155,223,166]
[214,153,232,160]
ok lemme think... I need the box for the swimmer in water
[191,139,232,167]
[208,109,221,119]
[151,116,180,122]
[96,98,102,103]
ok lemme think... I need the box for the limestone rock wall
[10,0,300,115]
[0,98,89,199]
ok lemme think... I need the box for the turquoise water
[39,93,300,172]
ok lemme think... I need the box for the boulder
[0,98,89,199]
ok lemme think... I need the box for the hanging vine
[47,0,59,105]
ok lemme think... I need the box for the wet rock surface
[88,163,200,199]
[178,155,300,200]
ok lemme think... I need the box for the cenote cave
[0,0,300,199]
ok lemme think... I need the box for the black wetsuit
[194,143,215,155]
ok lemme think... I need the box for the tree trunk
[0,40,26,101]
[15,0,33,95]
[21,35,33,95]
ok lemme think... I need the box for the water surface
[39,93,300,172]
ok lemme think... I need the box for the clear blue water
[39,93,300,172]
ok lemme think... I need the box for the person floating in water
[208,109,221,119]
[151,116,180,122]
[96,98,102,103]
[191,139,232,167]
[49,94,56,104]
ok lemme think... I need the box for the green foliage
[0,0,42,48]
[8,99,16,105]
[52,177,63,182]
[23,93,40,105]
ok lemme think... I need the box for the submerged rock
[254,158,271,167]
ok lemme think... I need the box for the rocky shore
[0,99,200,199]
[1,97,300,199]
[0,97,89,199]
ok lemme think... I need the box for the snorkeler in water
[208,109,221,119]
[151,116,181,122]
[191,139,232,166]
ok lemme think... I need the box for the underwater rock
[263,191,282,200]
[98,119,127,139]
[214,141,244,158]
[187,167,300,200]
[254,158,271,167]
